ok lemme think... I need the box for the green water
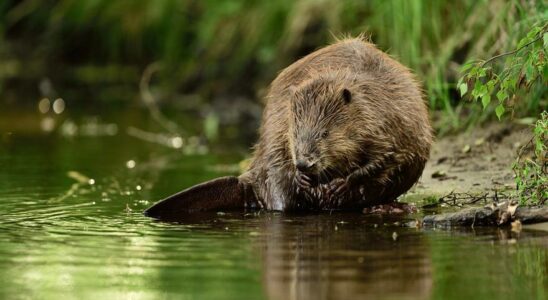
[0,108,547,300]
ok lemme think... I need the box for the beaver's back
[260,37,430,160]
[270,38,419,100]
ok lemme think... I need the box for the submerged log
[422,201,548,227]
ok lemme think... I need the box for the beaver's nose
[296,159,314,172]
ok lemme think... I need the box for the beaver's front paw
[320,178,349,208]
[295,171,314,190]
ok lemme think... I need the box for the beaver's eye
[321,131,329,139]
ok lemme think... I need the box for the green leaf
[506,77,517,91]
[517,37,528,49]
[495,104,505,120]
[468,66,478,77]
[479,84,488,97]
[527,27,540,39]
[535,140,543,154]
[486,79,497,93]
[460,62,475,73]
[472,81,482,99]
[481,94,491,109]
[459,83,468,97]
[544,32,548,48]
[534,125,542,136]
[477,67,487,78]
[496,89,508,102]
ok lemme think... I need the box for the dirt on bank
[407,122,534,203]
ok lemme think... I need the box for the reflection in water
[256,214,432,300]
[170,213,548,300]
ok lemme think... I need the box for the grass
[0,0,546,131]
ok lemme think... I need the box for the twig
[139,62,183,136]
[127,126,183,149]
[515,136,535,164]
[480,25,547,67]
[435,191,512,208]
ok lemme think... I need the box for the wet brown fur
[239,37,433,211]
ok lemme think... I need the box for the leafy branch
[480,24,547,67]
[458,23,547,119]
[459,22,547,206]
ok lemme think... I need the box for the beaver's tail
[144,176,257,219]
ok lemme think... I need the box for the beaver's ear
[342,88,352,104]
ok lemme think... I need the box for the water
[0,108,547,300]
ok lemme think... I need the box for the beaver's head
[288,75,364,184]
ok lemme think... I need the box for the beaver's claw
[329,178,349,196]
[295,171,314,189]
[320,178,349,208]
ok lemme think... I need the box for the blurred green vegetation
[0,0,546,131]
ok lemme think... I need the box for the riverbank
[408,121,533,204]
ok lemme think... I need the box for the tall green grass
[0,0,545,127]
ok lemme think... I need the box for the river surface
[0,107,547,300]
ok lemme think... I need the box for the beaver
[145,37,433,218]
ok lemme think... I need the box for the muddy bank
[399,121,548,228]
[408,122,532,200]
